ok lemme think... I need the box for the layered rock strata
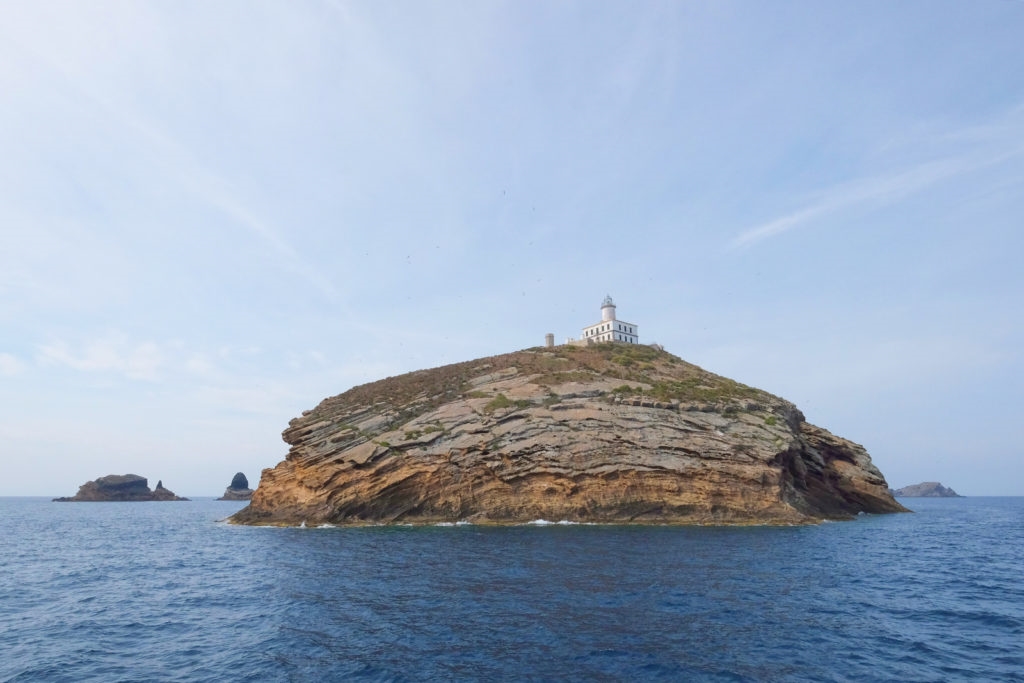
[54,474,188,501]
[231,345,906,526]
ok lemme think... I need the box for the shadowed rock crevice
[230,344,907,526]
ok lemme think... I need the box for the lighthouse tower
[601,295,616,322]
[581,295,639,344]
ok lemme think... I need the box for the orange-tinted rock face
[231,345,906,526]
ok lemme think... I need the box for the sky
[1,1,1022,496]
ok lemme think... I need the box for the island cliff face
[231,344,906,526]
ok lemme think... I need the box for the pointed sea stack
[231,345,907,526]
[217,472,254,500]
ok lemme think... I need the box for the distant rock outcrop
[217,472,254,501]
[54,474,188,502]
[231,344,907,527]
[894,482,961,497]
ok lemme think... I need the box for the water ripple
[1,497,1022,681]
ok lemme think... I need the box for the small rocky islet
[53,474,188,502]
[893,482,961,497]
[231,343,907,527]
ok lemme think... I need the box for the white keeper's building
[580,295,639,344]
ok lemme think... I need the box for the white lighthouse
[580,295,639,344]
[601,295,616,322]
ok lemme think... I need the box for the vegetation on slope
[293,344,779,446]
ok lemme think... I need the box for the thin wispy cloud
[2,3,1022,496]
[4,26,341,302]
[731,116,1024,249]
[37,334,166,381]
[0,352,26,376]
[189,176,341,301]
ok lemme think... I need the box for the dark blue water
[1,498,1021,682]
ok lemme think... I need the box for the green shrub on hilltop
[484,394,512,413]
[484,393,531,413]
[608,343,663,364]
[649,377,761,402]
[532,370,594,386]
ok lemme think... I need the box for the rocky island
[217,472,255,500]
[54,474,188,501]
[231,343,906,527]
[894,482,961,497]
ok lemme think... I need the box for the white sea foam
[526,519,586,526]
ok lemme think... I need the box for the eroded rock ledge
[231,344,906,526]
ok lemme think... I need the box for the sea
[1,497,1021,682]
